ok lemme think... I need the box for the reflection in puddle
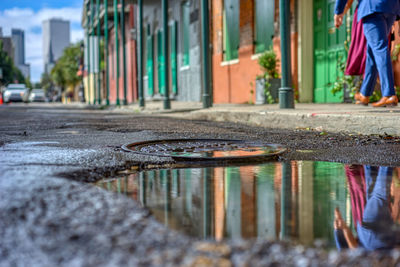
[98,161,400,250]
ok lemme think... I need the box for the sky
[0,0,84,82]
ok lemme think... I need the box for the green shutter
[255,0,274,53]
[225,167,241,239]
[157,30,165,95]
[146,25,154,96]
[182,1,190,66]
[170,21,178,94]
[224,0,239,60]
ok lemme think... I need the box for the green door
[146,24,154,96]
[314,0,348,103]
[157,30,166,95]
[170,21,178,94]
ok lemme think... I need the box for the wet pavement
[2,103,400,266]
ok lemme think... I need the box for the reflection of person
[334,166,399,251]
[335,0,400,107]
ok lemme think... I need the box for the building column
[105,0,110,105]
[96,0,102,104]
[86,2,91,105]
[90,0,97,105]
[138,0,145,107]
[298,0,314,103]
[114,0,120,105]
[121,0,127,105]
[201,0,212,108]
[279,0,294,109]
[162,0,170,109]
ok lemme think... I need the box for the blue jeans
[360,13,396,97]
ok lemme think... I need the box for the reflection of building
[42,18,70,74]
[103,161,352,247]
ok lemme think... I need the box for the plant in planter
[256,48,280,104]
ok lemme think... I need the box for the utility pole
[162,0,170,109]
[279,0,294,109]
[138,0,145,107]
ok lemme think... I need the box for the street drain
[122,139,286,161]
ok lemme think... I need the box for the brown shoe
[354,92,369,105]
[371,95,398,107]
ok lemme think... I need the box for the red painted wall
[212,0,298,104]
[108,4,137,104]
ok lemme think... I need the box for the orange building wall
[212,0,298,104]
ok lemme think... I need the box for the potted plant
[256,48,280,104]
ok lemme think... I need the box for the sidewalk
[112,101,400,136]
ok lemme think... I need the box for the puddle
[98,161,400,250]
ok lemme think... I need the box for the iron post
[96,0,101,104]
[121,0,127,105]
[105,0,110,105]
[86,2,91,105]
[114,0,120,105]
[201,0,212,108]
[162,0,170,109]
[279,0,294,109]
[138,0,145,107]
[90,0,97,105]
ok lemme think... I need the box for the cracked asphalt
[1,103,400,266]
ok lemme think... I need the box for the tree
[0,40,27,86]
[40,72,53,94]
[50,41,83,91]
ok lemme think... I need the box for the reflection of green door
[146,25,154,96]
[313,161,348,246]
[170,21,178,94]
[256,164,276,239]
[314,0,347,103]
[157,30,166,95]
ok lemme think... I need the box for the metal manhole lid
[122,139,286,161]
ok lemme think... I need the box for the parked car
[28,89,46,102]
[3,84,27,103]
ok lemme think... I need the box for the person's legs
[362,14,396,97]
[360,45,378,96]
[363,166,393,223]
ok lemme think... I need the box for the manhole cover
[122,139,286,161]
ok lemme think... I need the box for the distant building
[18,64,30,78]
[0,27,3,37]
[11,29,31,78]
[42,18,70,74]
[11,29,25,65]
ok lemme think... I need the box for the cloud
[0,6,83,82]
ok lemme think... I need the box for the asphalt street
[1,103,400,266]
